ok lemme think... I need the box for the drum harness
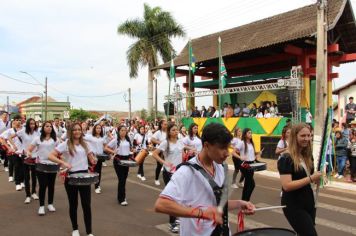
[177,162,229,236]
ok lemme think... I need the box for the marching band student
[6,115,25,191]
[231,127,244,189]
[27,121,59,215]
[0,120,15,181]
[133,126,148,181]
[275,126,291,158]
[236,128,259,201]
[178,125,187,140]
[11,118,40,204]
[150,120,168,186]
[49,122,97,236]
[278,123,321,236]
[104,125,132,206]
[53,118,63,140]
[155,123,255,236]
[85,124,107,194]
[0,111,11,171]
[182,123,202,161]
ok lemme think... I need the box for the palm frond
[118,19,145,38]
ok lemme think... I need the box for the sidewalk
[228,157,356,192]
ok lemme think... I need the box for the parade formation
[1,0,356,236]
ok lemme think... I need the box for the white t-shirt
[84,134,107,155]
[277,139,288,149]
[0,119,10,135]
[182,136,202,152]
[158,139,184,172]
[16,128,40,152]
[264,113,271,118]
[53,124,63,139]
[236,141,255,162]
[55,140,90,172]
[178,133,186,140]
[133,133,147,150]
[152,130,167,146]
[2,128,23,153]
[107,138,131,156]
[231,137,242,149]
[306,112,313,123]
[160,157,225,236]
[31,137,58,164]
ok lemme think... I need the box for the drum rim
[235,227,295,234]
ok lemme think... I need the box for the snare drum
[249,162,267,171]
[135,149,148,165]
[115,155,138,167]
[96,154,110,162]
[23,157,36,166]
[68,172,99,186]
[36,162,59,173]
[234,227,296,235]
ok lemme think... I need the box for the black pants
[232,157,244,184]
[138,163,145,177]
[155,152,164,181]
[349,157,356,179]
[65,177,92,234]
[163,169,176,225]
[113,157,129,203]
[8,154,15,177]
[283,207,317,236]
[14,154,24,185]
[0,149,8,167]
[24,164,37,197]
[94,160,103,189]
[240,164,255,201]
[37,171,56,206]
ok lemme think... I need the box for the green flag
[169,58,175,81]
[189,41,196,74]
[220,58,227,88]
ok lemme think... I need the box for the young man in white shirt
[155,123,255,236]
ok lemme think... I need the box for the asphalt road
[0,158,355,236]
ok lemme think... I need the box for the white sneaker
[154,180,160,186]
[32,193,39,200]
[237,182,244,188]
[120,200,128,206]
[4,167,9,172]
[47,204,56,212]
[24,197,31,204]
[21,182,25,188]
[280,191,283,197]
[338,175,343,179]
[72,230,80,236]
[87,234,94,236]
[38,206,45,216]
[334,173,339,178]
[102,162,107,167]
[16,185,22,191]
[231,183,238,189]
[8,176,13,182]
[141,176,146,181]
[137,174,142,179]
[95,187,101,194]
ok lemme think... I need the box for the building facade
[333,78,356,124]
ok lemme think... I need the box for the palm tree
[118,3,185,112]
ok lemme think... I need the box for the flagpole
[167,52,174,120]
[218,37,222,118]
[188,40,192,116]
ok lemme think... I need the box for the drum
[97,154,110,162]
[249,162,267,171]
[68,172,99,186]
[234,228,296,236]
[135,149,148,165]
[118,160,137,167]
[36,162,60,173]
[23,157,36,166]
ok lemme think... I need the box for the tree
[118,3,185,113]
[69,108,97,121]
[140,108,148,121]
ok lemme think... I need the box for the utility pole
[45,77,48,121]
[313,0,328,169]
[128,88,132,120]
[155,78,158,120]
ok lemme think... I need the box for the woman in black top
[278,123,321,236]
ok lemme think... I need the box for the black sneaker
[169,223,179,234]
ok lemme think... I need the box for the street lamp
[19,71,48,121]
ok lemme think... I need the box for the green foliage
[69,109,97,121]
[140,108,148,121]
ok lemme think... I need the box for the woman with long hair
[236,128,257,201]
[275,125,291,158]
[150,120,168,186]
[85,124,107,194]
[182,123,202,161]
[278,123,321,236]
[231,127,244,188]
[134,125,148,181]
[13,118,40,204]
[104,125,132,206]
[178,125,187,140]
[27,121,58,215]
[49,122,97,236]
[152,123,187,233]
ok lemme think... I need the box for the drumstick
[254,205,286,212]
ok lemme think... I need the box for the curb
[228,164,356,192]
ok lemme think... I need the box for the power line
[0,72,41,86]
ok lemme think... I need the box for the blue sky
[0,0,355,112]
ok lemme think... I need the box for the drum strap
[177,162,229,236]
